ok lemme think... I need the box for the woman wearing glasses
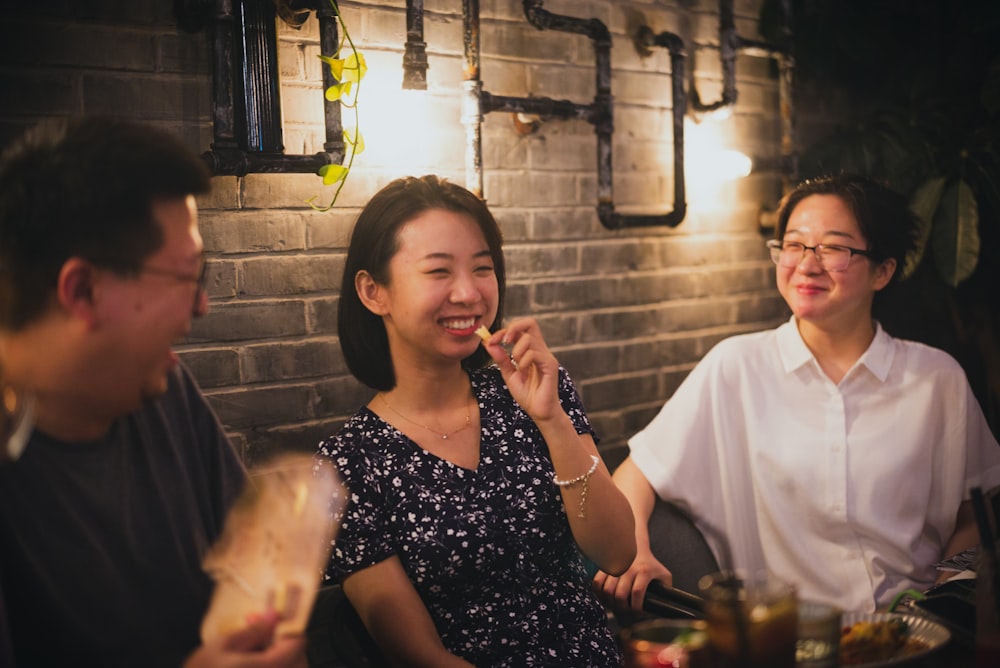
[595,174,1000,614]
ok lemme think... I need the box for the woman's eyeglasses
[766,240,874,272]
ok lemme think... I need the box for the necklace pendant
[442,434,448,440]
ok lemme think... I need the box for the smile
[442,317,477,330]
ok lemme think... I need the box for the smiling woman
[596,173,1000,619]
[314,174,636,666]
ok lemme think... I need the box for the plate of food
[839,611,951,667]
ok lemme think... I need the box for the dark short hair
[0,116,211,330]
[338,175,506,390]
[774,174,919,287]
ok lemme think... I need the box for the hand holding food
[475,318,561,421]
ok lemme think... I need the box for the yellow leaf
[342,52,367,83]
[342,128,364,152]
[318,164,349,186]
[324,84,345,102]
[318,54,344,79]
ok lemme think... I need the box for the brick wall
[0,0,803,467]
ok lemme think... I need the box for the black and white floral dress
[317,365,623,667]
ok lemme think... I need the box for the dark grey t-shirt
[0,365,246,667]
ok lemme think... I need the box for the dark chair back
[647,498,719,594]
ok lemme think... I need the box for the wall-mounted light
[684,116,752,204]
[690,0,796,186]
[360,58,436,172]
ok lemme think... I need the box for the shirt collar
[776,316,895,382]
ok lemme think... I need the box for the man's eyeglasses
[138,259,209,314]
[766,240,875,273]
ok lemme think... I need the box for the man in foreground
[0,116,304,667]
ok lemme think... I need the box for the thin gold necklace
[379,393,472,440]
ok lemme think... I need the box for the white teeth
[443,318,475,330]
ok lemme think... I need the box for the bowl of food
[839,612,950,667]
[621,618,710,668]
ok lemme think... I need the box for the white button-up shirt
[630,317,1000,612]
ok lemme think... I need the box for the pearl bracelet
[553,454,600,518]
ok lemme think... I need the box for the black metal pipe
[186,0,343,176]
[461,0,484,197]
[522,1,687,229]
[201,150,335,175]
[479,93,591,121]
[603,26,687,230]
[690,0,738,114]
[403,0,428,90]
[208,0,238,151]
[315,0,346,159]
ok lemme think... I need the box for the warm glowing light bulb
[684,117,752,205]
[348,57,455,175]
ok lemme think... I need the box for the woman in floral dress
[316,175,635,666]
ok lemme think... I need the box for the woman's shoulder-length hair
[337,175,506,390]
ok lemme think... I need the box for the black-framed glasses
[766,240,875,273]
[138,258,209,313]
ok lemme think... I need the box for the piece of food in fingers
[475,325,492,343]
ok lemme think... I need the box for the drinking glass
[699,570,798,668]
[796,600,841,668]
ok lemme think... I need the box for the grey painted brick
[2,20,156,70]
[200,211,309,254]
[622,335,703,372]
[242,418,347,468]
[206,384,317,430]
[188,301,309,342]
[178,349,242,388]
[556,344,620,381]
[82,73,208,120]
[529,208,604,241]
[581,371,661,413]
[307,211,356,250]
[309,296,340,336]
[314,376,377,418]
[529,313,580,348]
[504,244,579,278]
[0,70,80,115]
[199,177,241,211]
[502,283,532,319]
[583,308,663,342]
[243,339,344,383]
[204,261,237,300]
[240,255,343,296]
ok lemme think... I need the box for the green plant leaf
[318,163,349,186]
[905,176,946,278]
[930,179,980,287]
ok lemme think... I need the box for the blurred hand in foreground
[183,610,307,668]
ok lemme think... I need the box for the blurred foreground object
[0,383,34,462]
[201,453,345,640]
